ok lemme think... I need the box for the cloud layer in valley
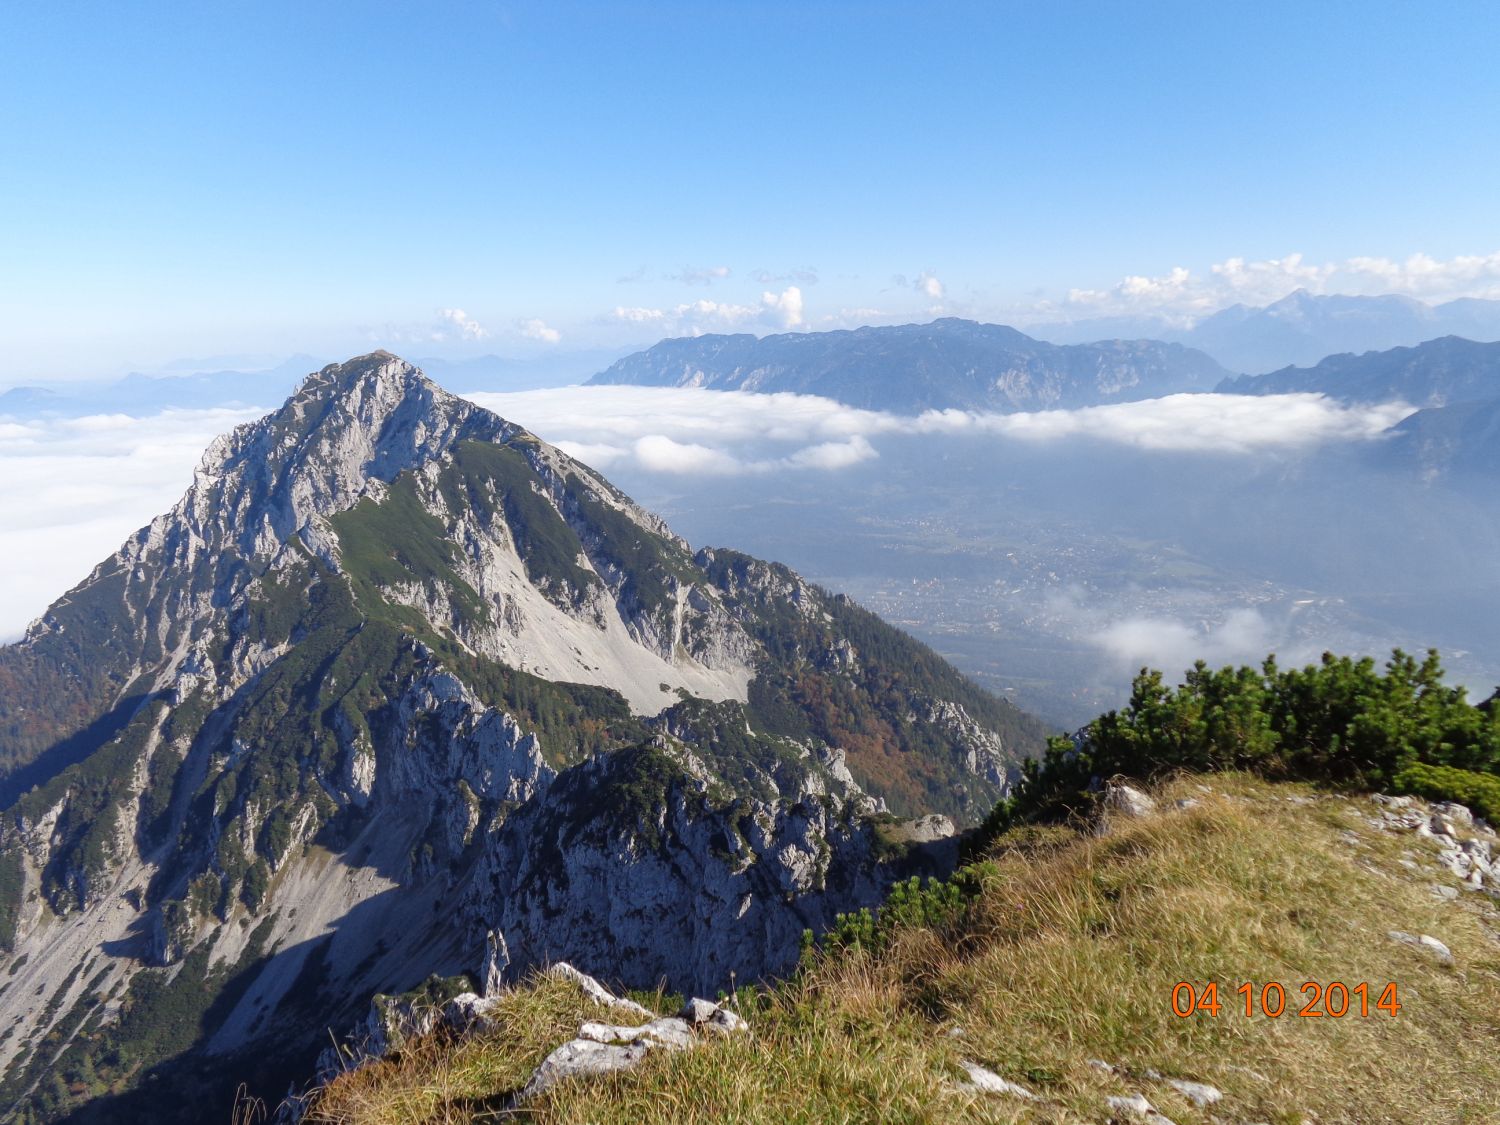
[0,406,267,640]
[0,385,1414,641]
[1038,587,1333,693]
[466,385,1415,473]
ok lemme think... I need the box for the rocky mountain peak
[167,354,511,569]
[290,349,445,412]
[0,350,1048,1120]
[203,351,488,481]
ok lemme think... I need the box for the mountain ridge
[1214,334,1500,405]
[0,353,1045,1123]
[587,318,1228,413]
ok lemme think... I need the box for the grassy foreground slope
[301,774,1500,1124]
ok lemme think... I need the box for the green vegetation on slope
[700,548,1049,819]
[656,696,819,804]
[0,561,151,796]
[564,471,700,623]
[0,918,276,1124]
[440,441,599,607]
[999,648,1500,829]
[1394,761,1500,823]
[330,475,488,628]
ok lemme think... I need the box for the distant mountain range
[1385,397,1500,479]
[1030,290,1500,374]
[1216,335,1500,405]
[588,318,1228,413]
[1217,335,1500,480]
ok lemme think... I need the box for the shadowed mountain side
[1216,335,1500,405]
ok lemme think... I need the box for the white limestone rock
[1164,1078,1222,1106]
[956,1060,1038,1099]
[1096,781,1157,834]
[1433,801,1474,827]
[517,1038,652,1101]
[579,1017,694,1050]
[679,997,749,1034]
[1387,930,1454,965]
[546,963,655,1020]
[442,992,503,1030]
[483,930,510,998]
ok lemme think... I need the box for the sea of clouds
[465,385,1414,473]
[0,386,1414,642]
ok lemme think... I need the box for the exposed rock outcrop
[0,353,1038,1122]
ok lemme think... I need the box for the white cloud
[782,435,876,470]
[0,405,268,639]
[632,434,744,474]
[1093,607,1282,673]
[1053,249,1500,323]
[516,317,561,344]
[890,270,946,301]
[0,385,1414,641]
[437,308,489,340]
[912,393,1416,454]
[612,305,669,323]
[465,386,1412,482]
[1041,587,1324,680]
[1342,251,1500,296]
[760,286,805,329]
[609,286,806,335]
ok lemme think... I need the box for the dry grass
[304,776,1500,1124]
[303,976,610,1124]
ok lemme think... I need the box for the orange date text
[1170,981,1400,1018]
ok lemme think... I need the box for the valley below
[609,429,1500,731]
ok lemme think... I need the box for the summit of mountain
[0,354,1045,1123]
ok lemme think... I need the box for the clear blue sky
[3,0,1499,378]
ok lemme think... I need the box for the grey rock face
[0,352,1036,1120]
[465,738,929,994]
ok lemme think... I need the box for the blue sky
[4,0,1500,378]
